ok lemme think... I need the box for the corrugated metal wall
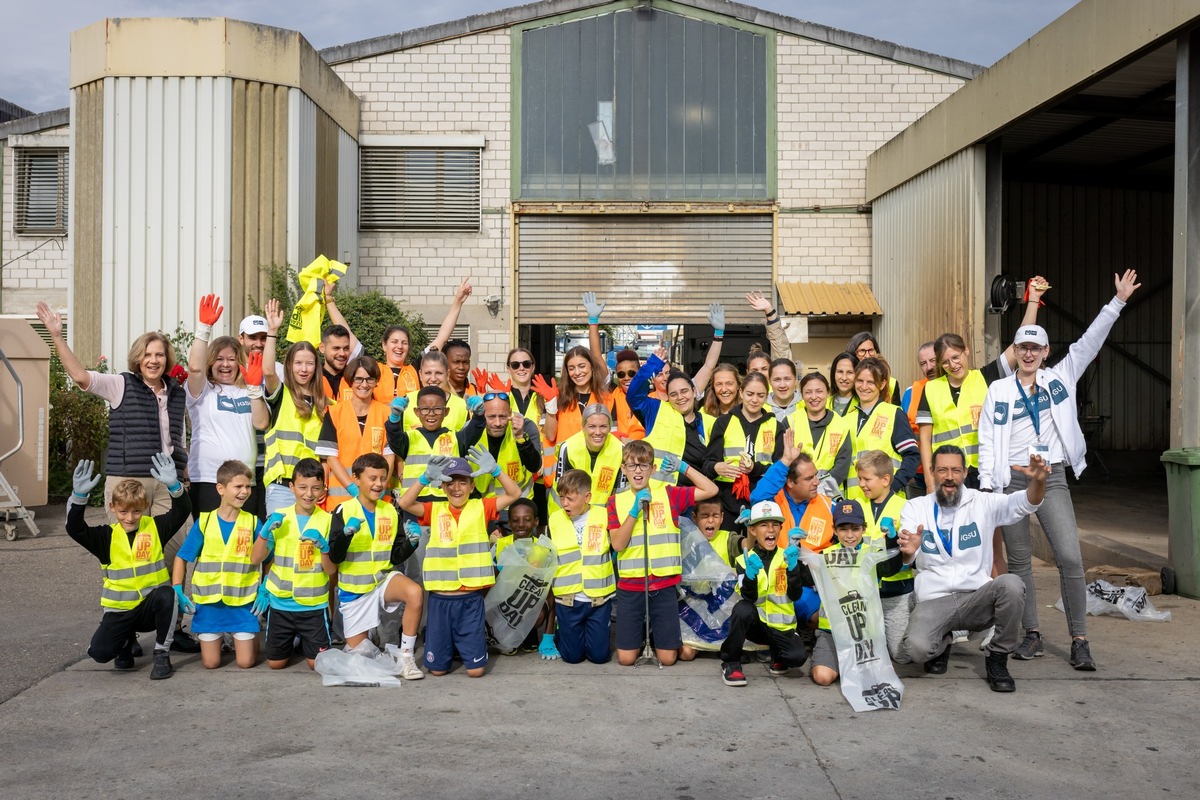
[101,76,231,363]
[337,129,359,284]
[288,89,317,271]
[315,108,339,262]
[70,81,104,363]
[230,79,289,321]
[1002,181,1172,450]
[517,214,773,324]
[872,147,988,388]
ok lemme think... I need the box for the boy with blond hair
[853,448,913,662]
[547,469,613,664]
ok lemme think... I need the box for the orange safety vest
[374,363,420,403]
[321,371,353,405]
[542,391,612,479]
[322,399,391,509]
[774,491,835,552]
[611,388,646,441]
[907,378,927,475]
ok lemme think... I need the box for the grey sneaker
[1070,639,1096,671]
[1013,630,1044,660]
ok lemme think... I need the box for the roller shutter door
[517,214,772,324]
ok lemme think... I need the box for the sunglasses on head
[615,370,637,380]
[509,360,534,369]
[483,391,510,401]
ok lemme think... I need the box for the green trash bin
[1162,448,1200,599]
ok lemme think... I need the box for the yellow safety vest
[923,370,988,469]
[643,405,715,486]
[263,390,324,485]
[857,492,912,587]
[828,394,859,417]
[473,428,534,499]
[844,403,904,503]
[265,505,332,607]
[716,413,782,482]
[613,484,681,579]
[550,431,624,510]
[191,510,259,606]
[100,517,168,610]
[787,410,853,473]
[337,498,400,596]
[709,528,741,568]
[400,427,458,495]
[548,505,616,600]
[401,390,468,431]
[737,549,796,631]
[424,499,495,592]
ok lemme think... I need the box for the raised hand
[781,427,800,465]
[36,301,64,338]
[471,367,491,395]
[745,290,773,315]
[744,552,764,581]
[531,374,559,415]
[453,276,473,305]
[708,303,725,336]
[240,351,264,391]
[898,524,925,558]
[149,452,181,493]
[1025,276,1051,304]
[468,444,500,478]
[783,543,800,570]
[389,395,409,423]
[72,460,101,500]
[198,294,224,327]
[486,374,511,393]
[263,298,285,333]
[582,291,606,324]
[421,455,453,487]
[1114,269,1141,302]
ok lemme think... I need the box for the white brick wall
[1,129,72,315]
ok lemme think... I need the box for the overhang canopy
[777,281,883,317]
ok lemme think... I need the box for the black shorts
[615,585,682,651]
[265,607,331,660]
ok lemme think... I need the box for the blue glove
[708,302,725,338]
[539,633,561,660]
[744,552,764,581]
[342,514,364,536]
[389,395,409,423]
[404,520,422,546]
[627,488,652,521]
[251,582,271,616]
[466,395,484,415]
[150,452,181,495]
[300,529,330,554]
[783,544,800,570]
[173,584,196,614]
[582,291,605,325]
[347,482,360,499]
[71,460,102,500]
[786,526,804,548]
[881,518,898,539]
[735,507,751,525]
[260,512,284,549]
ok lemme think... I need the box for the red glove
[487,374,512,393]
[198,294,224,326]
[531,374,558,401]
[240,351,264,387]
[732,473,751,502]
[471,367,491,395]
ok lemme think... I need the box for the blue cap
[832,501,865,527]
[443,457,473,478]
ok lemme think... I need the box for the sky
[2,0,1079,114]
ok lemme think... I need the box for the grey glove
[582,291,605,324]
[71,460,101,503]
[659,454,680,475]
[468,445,501,479]
[150,452,182,495]
[421,455,453,487]
[817,473,842,501]
[708,302,726,336]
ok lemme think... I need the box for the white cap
[1013,325,1048,347]
[239,315,269,336]
[748,500,784,524]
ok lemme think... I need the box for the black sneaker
[129,637,144,658]
[923,643,951,674]
[149,652,174,680]
[985,651,1016,692]
[768,662,790,677]
[1013,630,1044,660]
[722,662,748,687]
[170,630,201,654]
[1070,639,1097,671]
[114,646,135,671]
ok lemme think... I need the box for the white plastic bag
[314,642,403,688]
[1056,579,1172,622]
[677,520,739,651]
[484,535,558,651]
[802,546,904,712]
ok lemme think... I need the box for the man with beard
[897,444,1047,693]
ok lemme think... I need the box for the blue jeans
[554,598,613,664]
[1001,466,1087,638]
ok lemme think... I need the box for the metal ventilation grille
[14,148,68,235]
[359,147,480,232]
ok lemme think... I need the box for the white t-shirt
[572,512,591,604]
[1006,382,1065,465]
[186,381,257,483]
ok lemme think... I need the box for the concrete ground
[1,500,1197,799]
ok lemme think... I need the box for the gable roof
[320,0,981,79]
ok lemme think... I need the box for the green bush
[47,353,109,504]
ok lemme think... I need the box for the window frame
[358,142,483,233]
[13,146,69,236]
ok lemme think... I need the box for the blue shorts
[615,586,682,651]
[424,592,488,673]
[794,586,820,626]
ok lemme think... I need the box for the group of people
[36,266,1141,693]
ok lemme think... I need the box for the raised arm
[582,292,609,383]
[746,290,789,361]
[188,294,224,397]
[1000,277,1050,371]
[691,303,725,392]
[35,302,91,390]
[262,299,284,394]
[429,276,473,353]
[323,280,359,352]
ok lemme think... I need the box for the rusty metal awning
[776,281,883,317]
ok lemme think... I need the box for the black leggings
[87,585,178,661]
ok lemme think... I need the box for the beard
[936,483,962,508]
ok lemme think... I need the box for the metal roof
[0,108,69,141]
[776,281,883,317]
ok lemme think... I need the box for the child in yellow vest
[327,452,425,680]
[494,498,558,657]
[719,500,812,687]
[397,447,524,677]
[172,460,261,669]
[853,449,913,663]
[547,469,613,664]
[693,495,742,568]
[251,457,337,669]
[66,455,191,680]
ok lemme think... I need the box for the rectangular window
[14,148,68,235]
[359,147,481,232]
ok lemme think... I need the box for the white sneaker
[398,651,424,681]
[951,629,970,644]
[979,626,996,651]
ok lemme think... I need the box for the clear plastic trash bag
[484,535,558,651]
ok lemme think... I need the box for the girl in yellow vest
[314,355,395,510]
[828,352,860,417]
[66,456,191,680]
[789,372,854,497]
[258,299,327,516]
[844,358,920,503]
[718,500,812,687]
[546,469,614,664]
[608,440,719,668]
[397,448,524,677]
[704,372,786,529]
[171,460,261,670]
[373,277,472,405]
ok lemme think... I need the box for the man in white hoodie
[898,445,1048,692]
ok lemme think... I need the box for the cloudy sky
[3,0,1078,113]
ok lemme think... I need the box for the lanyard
[933,504,952,555]
[1015,379,1040,437]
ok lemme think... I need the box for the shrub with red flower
[169,364,188,385]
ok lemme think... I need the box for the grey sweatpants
[902,574,1025,663]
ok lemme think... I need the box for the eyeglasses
[1015,344,1045,355]
[416,406,446,415]
[615,370,637,380]
[483,391,509,401]
[509,360,534,369]
[940,353,964,369]
[351,376,378,385]
[623,462,653,472]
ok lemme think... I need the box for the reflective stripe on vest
[858,493,913,585]
[191,510,260,606]
[786,409,853,474]
[844,403,903,500]
[265,505,332,606]
[614,485,681,579]
[924,371,987,468]
[547,505,615,599]
[100,516,168,610]
[338,498,400,594]
[264,390,324,485]
[473,428,534,499]
[737,550,796,630]
[401,428,457,492]
[547,431,623,511]
[423,499,495,591]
